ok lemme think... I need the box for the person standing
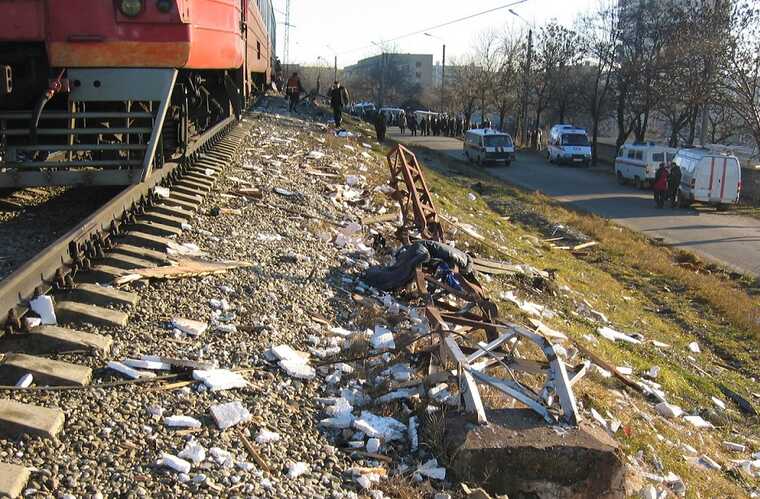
[409,114,418,136]
[286,72,303,112]
[653,162,669,208]
[668,162,682,208]
[328,81,349,128]
[420,116,428,137]
[399,112,407,135]
[374,111,387,142]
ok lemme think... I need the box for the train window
[257,41,261,59]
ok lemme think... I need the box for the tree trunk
[591,114,600,166]
[615,85,628,150]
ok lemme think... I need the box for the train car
[0,0,275,187]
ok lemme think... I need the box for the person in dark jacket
[328,81,349,127]
[399,112,407,135]
[409,114,418,136]
[374,111,387,142]
[653,162,669,208]
[668,162,682,208]
[420,117,428,137]
[285,72,303,112]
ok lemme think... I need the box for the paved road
[389,128,760,277]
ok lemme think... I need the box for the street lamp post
[510,9,534,149]
[424,33,446,112]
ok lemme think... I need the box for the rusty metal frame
[386,144,444,242]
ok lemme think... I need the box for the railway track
[0,114,253,496]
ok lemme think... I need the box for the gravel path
[0,100,442,498]
[0,186,119,280]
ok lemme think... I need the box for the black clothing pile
[362,240,473,291]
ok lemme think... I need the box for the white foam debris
[29,295,57,325]
[165,415,202,428]
[417,458,446,480]
[166,241,205,257]
[209,447,233,467]
[353,411,406,441]
[319,397,355,429]
[178,440,206,464]
[172,318,208,337]
[107,361,156,380]
[371,325,396,350]
[597,326,642,344]
[15,373,33,388]
[122,358,171,371]
[655,402,683,419]
[328,326,355,338]
[646,366,661,379]
[269,345,316,379]
[209,401,251,430]
[157,453,191,473]
[683,415,714,429]
[723,441,746,452]
[408,416,419,450]
[687,342,701,353]
[387,363,413,382]
[192,369,248,391]
[710,396,726,411]
[23,317,41,330]
[154,186,171,199]
[307,150,325,160]
[500,290,555,318]
[256,233,283,242]
[287,462,310,478]
[255,429,281,445]
[366,437,381,454]
[376,388,417,404]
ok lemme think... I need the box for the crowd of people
[652,162,682,208]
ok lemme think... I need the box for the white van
[547,124,592,167]
[614,143,677,189]
[673,148,742,207]
[464,129,515,166]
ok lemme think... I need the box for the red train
[0,0,277,187]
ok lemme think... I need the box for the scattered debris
[209,401,251,430]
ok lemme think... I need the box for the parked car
[463,129,515,166]
[674,148,742,208]
[614,143,677,189]
[547,124,592,166]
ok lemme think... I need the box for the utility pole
[522,28,532,148]
[283,0,291,75]
[441,44,446,112]
[334,55,338,81]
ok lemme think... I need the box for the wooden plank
[113,258,253,285]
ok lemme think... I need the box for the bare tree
[448,56,480,126]
[532,23,582,132]
[721,1,760,153]
[576,1,619,164]
[492,29,523,132]
[472,31,501,124]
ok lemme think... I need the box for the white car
[547,124,592,166]
[674,148,742,208]
[614,143,677,189]
[463,129,515,166]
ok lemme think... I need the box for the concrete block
[171,185,205,199]
[69,283,139,307]
[55,301,129,327]
[0,462,30,499]
[0,353,92,386]
[0,399,65,439]
[161,196,197,211]
[177,179,211,192]
[150,203,194,219]
[445,409,626,498]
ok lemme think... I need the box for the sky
[272,0,598,68]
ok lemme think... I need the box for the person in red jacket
[653,162,669,208]
[285,72,303,112]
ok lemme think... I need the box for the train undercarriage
[0,43,245,187]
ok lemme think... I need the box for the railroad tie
[139,211,188,229]
[149,203,195,220]
[128,220,183,238]
[0,462,30,499]
[116,231,173,252]
[97,252,161,271]
[29,325,113,354]
[0,353,92,386]
[68,283,139,308]
[109,244,170,265]
[74,264,130,285]
[0,399,65,439]
[55,301,129,328]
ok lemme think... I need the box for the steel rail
[0,116,237,331]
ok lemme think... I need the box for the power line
[336,0,528,56]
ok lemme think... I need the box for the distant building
[432,62,466,87]
[344,53,433,89]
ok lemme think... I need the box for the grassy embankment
[333,114,760,497]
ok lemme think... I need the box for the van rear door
[716,157,740,203]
